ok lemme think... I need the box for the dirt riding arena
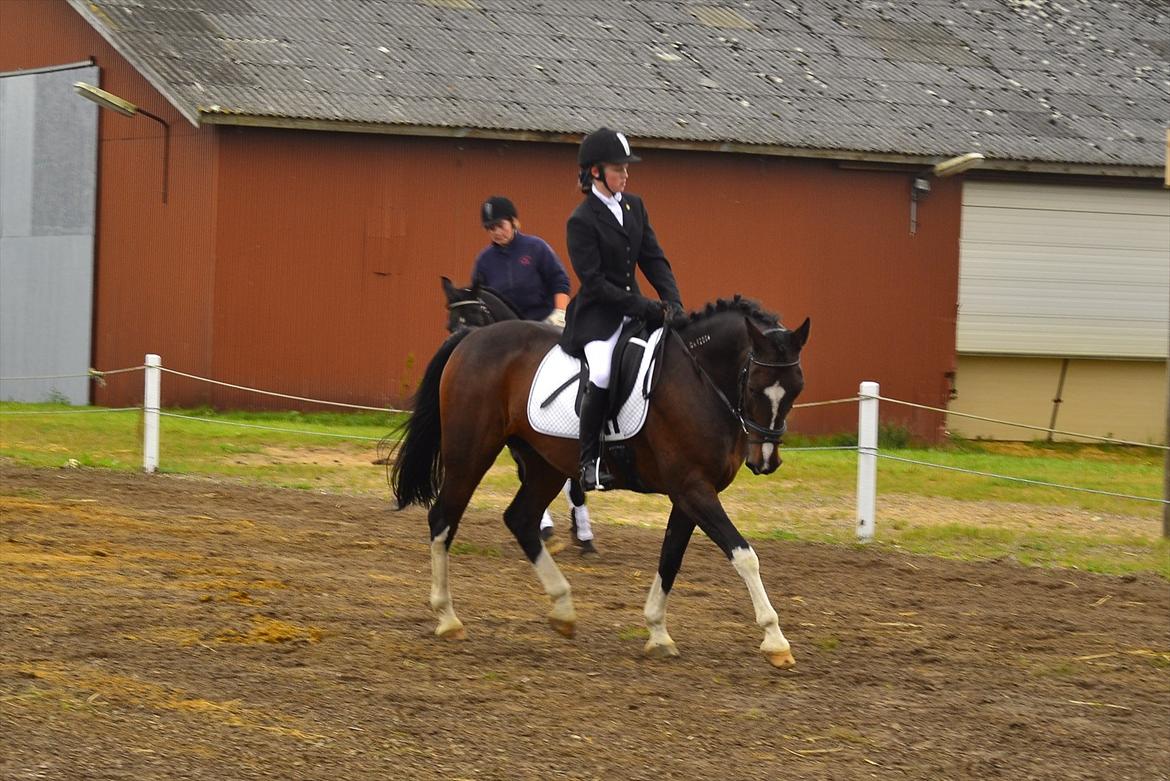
[2,464,1167,781]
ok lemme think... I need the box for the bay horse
[392,296,810,669]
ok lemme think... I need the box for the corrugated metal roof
[66,0,1169,168]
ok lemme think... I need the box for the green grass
[2,401,1166,577]
[0,402,406,494]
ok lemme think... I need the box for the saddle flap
[527,327,666,442]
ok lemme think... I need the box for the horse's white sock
[540,509,554,531]
[571,504,593,541]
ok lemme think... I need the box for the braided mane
[674,294,780,329]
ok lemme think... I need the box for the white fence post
[856,381,879,542]
[143,354,161,473]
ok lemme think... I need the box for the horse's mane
[675,294,780,329]
[472,285,519,318]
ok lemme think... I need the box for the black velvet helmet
[480,195,517,226]
[577,128,641,167]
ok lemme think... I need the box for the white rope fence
[874,452,1167,504]
[0,406,139,415]
[879,395,1170,451]
[158,411,387,442]
[158,366,405,414]
[2,357,1166,533]
[0,365,144,382]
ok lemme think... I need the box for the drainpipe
[1047,358,1070,443]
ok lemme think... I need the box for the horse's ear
[441,276,456,301]
[792,317,811,349]
[745,317,771,353]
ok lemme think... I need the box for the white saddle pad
[527,327,665,441]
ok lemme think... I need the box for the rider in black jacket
[561,128,684,491]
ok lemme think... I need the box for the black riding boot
[578,382,615,491]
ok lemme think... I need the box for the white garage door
[957,181,1169,359]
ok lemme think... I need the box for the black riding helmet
[578,128,640,192]
[481,195,517,227]
[578,127,641,167]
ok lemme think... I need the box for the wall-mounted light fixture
[910,152,985,235]
[73,82,171,203]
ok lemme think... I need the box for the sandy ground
[1,464,1168,781]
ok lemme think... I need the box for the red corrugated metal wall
[4,2,961,441]
[211,129,959,439]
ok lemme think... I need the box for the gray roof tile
[68,0,1170,168]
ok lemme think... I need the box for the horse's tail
[390,329,472,509]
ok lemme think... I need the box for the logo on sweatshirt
[519,255,532,265]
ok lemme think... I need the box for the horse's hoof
[766,648,796,669]
[549,617,576,638]
[436,622,466,641]
[644,640,680,660]
[576,539,599,557]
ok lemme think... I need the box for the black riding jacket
[560,191,682,354]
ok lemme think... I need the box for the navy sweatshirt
[471,232,571,321]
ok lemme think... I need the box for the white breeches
[582,318,628,389]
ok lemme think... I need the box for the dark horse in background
[440,276,596,554]
[392,295,810,668]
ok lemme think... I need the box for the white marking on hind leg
[429,527,463,637]
[731,546,789,656]
[643,574,677,656]
[533,549,576,626]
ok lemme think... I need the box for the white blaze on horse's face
[745,381,786,474]
[760,382,786,466]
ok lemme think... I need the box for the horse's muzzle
[746,452,782,475]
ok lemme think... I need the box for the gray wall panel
[0,63,98,404]
[0,75,35,238]
[33,68,98,235]
[0,236,93,403]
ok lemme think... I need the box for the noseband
[447,298,492,329]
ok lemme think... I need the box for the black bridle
[446,298,493,330]
[736,349,801,445]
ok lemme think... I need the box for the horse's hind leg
[675,488,795,669]
[506,441,577,637]
[428,445,501,640]
[643,506,696,660]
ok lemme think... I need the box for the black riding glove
[640,298,666,324]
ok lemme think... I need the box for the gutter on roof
[199,113,1164,180]
[0,60,95,78]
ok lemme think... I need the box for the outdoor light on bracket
[73,82,171,204]
[910,152,985,235]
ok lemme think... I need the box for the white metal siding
[0,64,98,404]
[957,181,1169,359]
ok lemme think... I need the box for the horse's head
[740,316,810,475]
[441,276,494,332]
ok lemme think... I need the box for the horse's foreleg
[677,490,794,669]
[643,506,696,660]
[505,443,577,637]
[730,546,794,668]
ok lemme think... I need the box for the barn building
[1,0,1166,443]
